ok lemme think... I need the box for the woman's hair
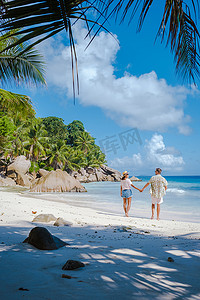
[121,171,129,180]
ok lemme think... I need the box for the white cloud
[110,153,143,170]
[146,134,185,170]
[38,23,194,134]
[110,134,185,173]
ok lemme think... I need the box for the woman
[120,171,141,217]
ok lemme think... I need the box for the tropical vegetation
[0,29,46,102]
[0,106,106,172]
[0,25,105,173]
[0,29,46,87]
[0,27,47,161]
[0,0,199,89]
[1,1,198,173]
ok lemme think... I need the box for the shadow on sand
[0,223,199,300]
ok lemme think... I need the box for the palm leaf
[0,88,35,118]
[0,29,46,86]
[96,0,200,83]
[156,0,200,83]
[1,1,199,85]
[0,0,103,99]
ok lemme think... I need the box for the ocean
[25,176,200,223]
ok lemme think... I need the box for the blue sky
[10,4,200,176]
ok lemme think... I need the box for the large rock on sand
[0,174,16,186]
[23,227,67,250]
[16,173,31,187]
[130,175,142,181]
[100,165,121,181]
[32,214,57,223]
[70,165,122,182]
[54,218,72,227]
[30,169,86,192]
[38,169,49,177]
[32,214,72,227]
[7,155,31,175]
[7,156,31,186]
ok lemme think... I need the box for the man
[141,168,168,220]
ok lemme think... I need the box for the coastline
[0,188,200,299]
[17,179,200,224]
[1,186,200,231]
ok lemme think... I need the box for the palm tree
[0,114,15,156]
[24,119,49,162]
[67,120,85,146]
[0,29,46,159]
[69,148,88,169]
[11,117,30,158]
[0,1,199,84]
[84,144,106,168]
[63,147,87,171]
[47,140,69,170]
[0,92,36,160]
[91,144,106,165]
[75,131,95,154]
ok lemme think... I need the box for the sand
[0,188,200,300]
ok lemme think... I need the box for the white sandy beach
[0,188,200,300]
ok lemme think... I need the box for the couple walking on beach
[120,168,168,220]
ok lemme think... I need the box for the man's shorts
[151,196,163,204]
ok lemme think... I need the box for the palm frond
[0,0,103,98]
[0,29,46,86]
[0,88,35,118]
[156,0,200,83]
[96,0,200,83]
[1,0,200,84]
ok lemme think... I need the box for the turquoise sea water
[29,176,200,223]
